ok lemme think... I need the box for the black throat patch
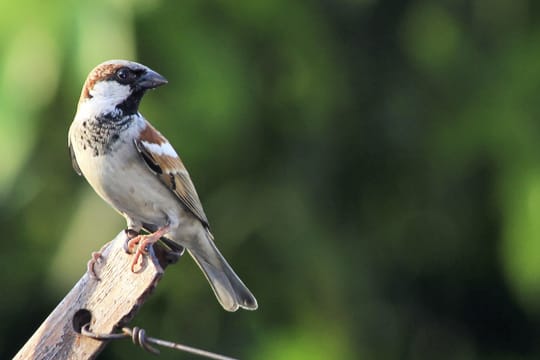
[75,113,134,157]
[116,89,145,115]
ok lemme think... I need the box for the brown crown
[80,63,124,101]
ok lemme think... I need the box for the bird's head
[77,59,168,118]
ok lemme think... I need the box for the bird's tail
[188,232,258,312]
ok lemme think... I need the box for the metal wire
[81,323,238,360]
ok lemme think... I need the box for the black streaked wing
[134,138,209,228]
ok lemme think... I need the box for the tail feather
[188,235,258,312]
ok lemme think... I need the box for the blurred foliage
[2,0,540,359]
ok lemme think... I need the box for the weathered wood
[14,231,173,360]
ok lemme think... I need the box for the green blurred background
[2,0,540,358]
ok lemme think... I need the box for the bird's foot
[86,242,112,281]
[123,228,140,253]
[128,226,170,273]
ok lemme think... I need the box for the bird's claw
[131,245,149,273]
[127,226,170,273]
[123,228,140,253]
[86,241,113,281]
[87,251,103,280]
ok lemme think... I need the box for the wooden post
[14,231,178,360]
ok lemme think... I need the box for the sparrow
[68,59,258,312]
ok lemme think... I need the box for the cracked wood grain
[14,231,177,360]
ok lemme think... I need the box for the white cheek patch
[141,141,178,157]
[90,81,132,100]
[76,81,132,120]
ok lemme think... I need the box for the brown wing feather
[134,135,209,228]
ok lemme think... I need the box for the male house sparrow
[68,60,257,311]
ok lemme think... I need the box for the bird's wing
[134,122,209,227]
[68,139,82,175]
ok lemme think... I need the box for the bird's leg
[128,225,170,272]
[86,241,113,280]
[123,228,141,253]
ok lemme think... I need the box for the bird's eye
[116,68,135,84]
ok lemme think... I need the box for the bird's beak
[137,69,168,89]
